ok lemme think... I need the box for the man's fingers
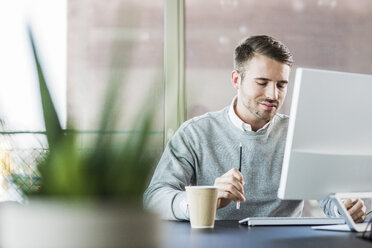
[343,199,354,210]
[351,210,364,220]
[344,198,367,223]
[348,199,364,216]
[222,168,244,183]
[215,183,245,202]
[353,212,366,223]
[215,176,244,194]
[215,168,245,201]
[217,188,245,203]
[214,168,246,209]
[217,189,245,202]
[359,214,366,223]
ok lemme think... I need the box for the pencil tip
[240,142,242,147]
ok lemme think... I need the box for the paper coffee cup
[185,186,218,228]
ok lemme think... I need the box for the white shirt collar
[228,96,273,132]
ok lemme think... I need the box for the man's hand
[214,168,245,209]
[343,198,366,223]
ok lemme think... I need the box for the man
[144,35,367,222]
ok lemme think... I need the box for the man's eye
[277,83,287,89]
[256,82,266,86]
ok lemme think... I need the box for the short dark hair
[234,35,294,78]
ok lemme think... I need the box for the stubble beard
[244,98,276,122]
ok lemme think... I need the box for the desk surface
[161,220,371,248]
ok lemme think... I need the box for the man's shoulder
[275,113,289,121]
[181,106,229,131]
[272,113,290,132]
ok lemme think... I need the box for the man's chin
[258,111,276,121]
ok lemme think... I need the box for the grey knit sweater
[143,106,335,220]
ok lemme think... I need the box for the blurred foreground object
[0,24,162,248]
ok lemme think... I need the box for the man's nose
[264,83,278,100]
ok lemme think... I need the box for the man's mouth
[260,102,277,111]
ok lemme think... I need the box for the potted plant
[0,27,162,248]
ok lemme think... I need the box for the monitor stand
[313,192,372,232]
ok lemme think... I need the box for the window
[0,0,66,201]
[185,0,372,118]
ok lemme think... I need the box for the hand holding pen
[213,143,245,210]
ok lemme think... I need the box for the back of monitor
[278,68,372,200]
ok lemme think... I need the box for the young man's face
[232,54,290,127]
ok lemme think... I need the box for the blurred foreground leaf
[12,25,159,202]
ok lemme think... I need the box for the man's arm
[143,126,196,220]
[318,198,338,217]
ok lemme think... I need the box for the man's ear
[231,70,241,90]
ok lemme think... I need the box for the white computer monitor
[278,68,372,201]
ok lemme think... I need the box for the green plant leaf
[19,18,161,202]
[27,26,64,150]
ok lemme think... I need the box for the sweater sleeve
[143,124,197,220]
[318,198,340,217]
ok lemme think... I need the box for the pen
[237,142,242,210]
